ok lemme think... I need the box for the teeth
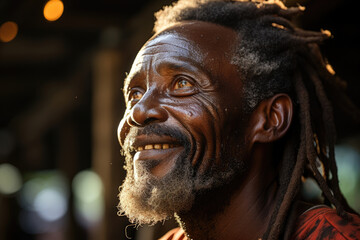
[144,145,153,150]
[137,143,175,151]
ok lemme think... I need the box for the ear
[247,93,293,144]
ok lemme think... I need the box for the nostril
[127,115,141,127]
[144,117,158,125]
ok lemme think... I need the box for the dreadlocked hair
[154,0,360,239]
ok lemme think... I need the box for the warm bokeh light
[43,0,64,22]
[0,21,18,43]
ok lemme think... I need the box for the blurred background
[0,0,359,239]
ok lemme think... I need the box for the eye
[127,89,144,104]
[174,77,193,89]
[131,91,143,101]
[171,75,198,97]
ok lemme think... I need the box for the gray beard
[117,127,245,225]
[118,149,195,225]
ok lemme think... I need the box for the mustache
[123,124,191,152]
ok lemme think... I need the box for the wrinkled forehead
[132,30,205,72]
[144,33,201,57]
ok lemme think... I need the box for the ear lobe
[249,94,293,144]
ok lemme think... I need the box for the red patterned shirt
[159,206,360,240]
[290,206,360,240]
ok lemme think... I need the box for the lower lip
[133,146,184,177]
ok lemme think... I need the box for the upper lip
[131,134,181,151]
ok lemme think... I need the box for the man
[117,0,360,239]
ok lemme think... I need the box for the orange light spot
[326,63,336,75]
[0,21,18,43]
[43,0,64,22]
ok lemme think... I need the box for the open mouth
[132,138,185,177]
[136,143,180,151]
[131,135,184,172]
[131,134,183,153]
[133,142,183,161]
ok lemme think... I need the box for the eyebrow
[155,57,206,77]
[142,42,192,55]
[123,72,142,95]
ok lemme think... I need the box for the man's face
[117,21,251,225]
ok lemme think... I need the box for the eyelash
[173,75,194,89]
[171,75,199,97]
[127,88,143,103]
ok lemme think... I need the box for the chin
[117,150,195,225]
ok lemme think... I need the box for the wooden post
[91,48,125,240]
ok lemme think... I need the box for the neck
[176,144,279,240]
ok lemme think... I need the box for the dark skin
[118,21,294,240]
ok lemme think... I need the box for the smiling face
[117,21,252,224]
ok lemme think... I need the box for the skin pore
[118,21,293,240]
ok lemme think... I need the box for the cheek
[167,96,225,171]
[168,96,220,135]
[218,106,251,163]
[118,111,131,146]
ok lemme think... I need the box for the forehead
[125,21,239,88]
[131,32,204,75]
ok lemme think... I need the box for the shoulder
[291,206,360,240]
[158,227,187,240]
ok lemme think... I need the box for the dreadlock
[153,0,360,239]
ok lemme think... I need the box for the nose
[127,91,168,127]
